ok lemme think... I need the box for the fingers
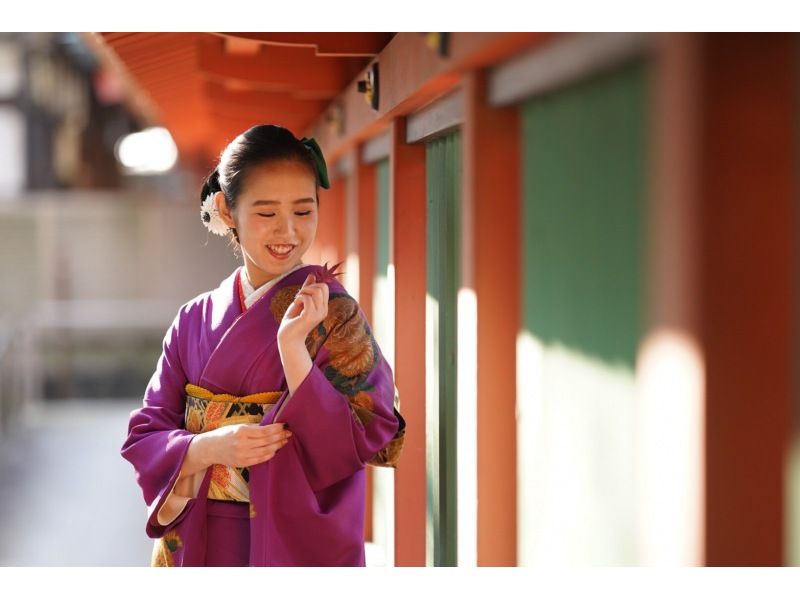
[300,272,315,289]
[242,423,280,436]
[250,436,289,453]
[290,293,312,318]
[243,423,292,443]
[298,288,321,313]
[293,272,331,315]
[295,281,328,314]
[294,293,325,322]
[284,297,302,319]
[241,437,291,467]
[236,430,293,467]
[249,430,292,447]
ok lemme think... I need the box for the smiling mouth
[266,244,296,259]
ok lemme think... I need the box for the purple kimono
[121,263,403,566]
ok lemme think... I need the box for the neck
[242,259,303,290]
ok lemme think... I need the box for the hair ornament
[200,192,231,236]
[298,137,330,189]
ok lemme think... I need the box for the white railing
[0,312,38,442]
[0,299,178,440]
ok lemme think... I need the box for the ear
[214,191,235,227]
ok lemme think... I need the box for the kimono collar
[238,262,306,311]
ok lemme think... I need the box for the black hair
[199,124,322,245]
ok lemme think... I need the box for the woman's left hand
[277,272,329,349]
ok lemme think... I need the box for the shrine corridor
[0,397,384,566]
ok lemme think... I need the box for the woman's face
[216,159,318,288]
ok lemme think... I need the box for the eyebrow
[251,198,316,207]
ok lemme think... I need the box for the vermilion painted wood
[310,33,557,165]
[195,36,362,92]
[93,33,556,176]
[391,117,427,566]
[354,148,378,544]
[463,70,520,566]
[306,172,345,268]
[700,33,795,566]
[215,32,394,56]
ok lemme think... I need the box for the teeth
[268,244,294,255]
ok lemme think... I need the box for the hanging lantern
[356,61,379,111]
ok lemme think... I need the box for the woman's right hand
[199,422,292,468]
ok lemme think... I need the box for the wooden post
[391,116,428,566]
[463,69,520,566]
[700,33,795,565]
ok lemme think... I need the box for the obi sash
[183,383,283,504]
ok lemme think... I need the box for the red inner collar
[236,268,247,312]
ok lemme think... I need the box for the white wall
[0,190,241,326]
[0,107,26,197]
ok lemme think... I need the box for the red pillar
[349,147,378,544]
[309,172,345,266]
[700,33,796,565]
[391,116,428,566]
[357,151,377,325]
[463,69,520,566]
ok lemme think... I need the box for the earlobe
[214,191,235,227]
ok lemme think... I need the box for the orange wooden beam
[306,33,554,164]
[202,113,312,143]
[203,81,328,113]
[216,32,394,57]
[204,97,322,124]
[197,37,354,94]
[391,117,427,566]
[113,36,195,67]
[122,49,195,76]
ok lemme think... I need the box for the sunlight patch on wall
[344,251,359,302]
[425,290,439,566]
[371,265,396,565]
[373,266,395,372]
[457,287,477,566]
[636,328,704,565]
[517,330,638,565]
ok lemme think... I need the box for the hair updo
[199,124,323,245]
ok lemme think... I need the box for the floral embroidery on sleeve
[268,263,406,467]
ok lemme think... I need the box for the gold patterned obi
[183,383,283,503]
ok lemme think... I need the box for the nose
[272,217,290,234]
[272,215,295,238]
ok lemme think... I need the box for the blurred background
[0,31,797,567]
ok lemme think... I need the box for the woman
[121,124,405,566]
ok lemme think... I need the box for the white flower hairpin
[200,192,230,236]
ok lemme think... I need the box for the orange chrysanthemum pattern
[270,285,302,322]
[266,268,406,469]
[151,530,183,567]
[183,387,280,502]
[203,402,226,431]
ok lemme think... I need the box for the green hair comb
[299,136,330,189]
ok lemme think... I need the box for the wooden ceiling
[88,32,395,170]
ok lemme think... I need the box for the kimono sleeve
[120,307,197,538]
[276,294,400,493]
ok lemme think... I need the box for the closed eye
[257,213,275,218]
[295,211,312,216]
